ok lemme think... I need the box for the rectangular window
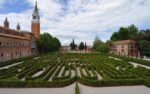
[0,42,3,46]
[0,28,3,33]
[1,53,3,57]
[122,49,124,52]
[7,43,9,46]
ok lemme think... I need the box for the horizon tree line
[70,39,87,50]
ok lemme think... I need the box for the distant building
[60,45,92,53]
[0,2,40,62]
[60,46,71,53]
[111,40,139,56]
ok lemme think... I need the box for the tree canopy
[70,39,77,50]
[111,24,138,41]
[110,24,150,56]
[37,32,61,53]
[92,36,109,53]
[92,36,102,51]
[79,42,84,50]
[139,40,150,56]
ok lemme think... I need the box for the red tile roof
[112,40,136,45]
[0,33,29,40]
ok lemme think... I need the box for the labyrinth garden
[0,53,150,88]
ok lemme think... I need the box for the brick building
[111,40,139,56]
[0,2,40,62]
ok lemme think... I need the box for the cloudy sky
[0,0,150,46]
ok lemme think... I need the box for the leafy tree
[139,40,150,56]
[118,27,129,40]
[92,36,109,53]
[79,42,84,50]
[110,24,138,41]
[37,32,61,53]
[92,36,102,51]
[127,24,138,40]
[139,29,150,42]
[99,43,109,53]
[70,39,77,50]
[110,32,120,41]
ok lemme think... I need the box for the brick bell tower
[32,1,40,39]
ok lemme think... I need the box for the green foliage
[110,24,150,43]
[92,36,109,53]
[139,29,150,42]
[70,39,77,50]
[79,42,84,50]
[139,40,150,56]
[0,53,150,88]
[109,53,150,66]
[37,32,61,53]
[111,24,138,41]
[99,43,109,53]
[92,36,103,51]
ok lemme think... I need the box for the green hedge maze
[0,53,150,88]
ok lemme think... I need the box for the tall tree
[99,43,109,53]
[79,42,84,50]
[92,36,102,51]
[70,39,77,50]
[110,32,120,41]
[140,29,150,42]
[37,32,61,53]
[139,40,150,56]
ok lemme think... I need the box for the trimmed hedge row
[0,53,149,88]
[109,54,150,66]
[0,77,76,88]
[0,55,37,68]
[0,77,149,88]
[78,77,145,87]
[0,68,18,79]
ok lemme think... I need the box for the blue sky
[0,0,150,45]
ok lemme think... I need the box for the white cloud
[0,0,150,46]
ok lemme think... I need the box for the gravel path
[71,70,75,78]
[32,69,45,77]
[129,62,150,69]
[108,56,122,60]
[79,84,150,94]
[58,66,65,77]
[82,69,87,76]
[95,71,102,80]
[0,84,75,94]
[77,67,81,77]
[0,84,150,94]
[0,62,23,69]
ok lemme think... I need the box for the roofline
[0,33,29,40]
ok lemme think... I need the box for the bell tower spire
[17,22,20,30]
[32,1,40,39]
[4,17,9,28]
